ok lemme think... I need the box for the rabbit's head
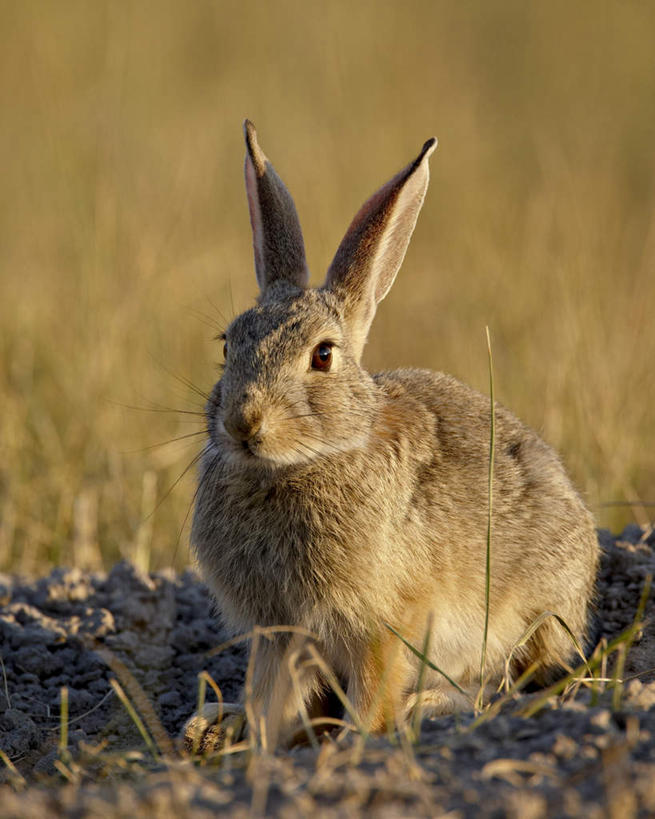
[207,121,437,468]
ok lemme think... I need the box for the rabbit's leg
[182,633,321,752]
[247,632,324,749]
[347,632,414,733]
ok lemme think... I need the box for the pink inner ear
[245,153,265,287]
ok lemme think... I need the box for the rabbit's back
[374,368,598,656]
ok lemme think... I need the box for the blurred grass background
[1,0,654,573]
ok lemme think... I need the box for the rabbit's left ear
[325,137,436,356]
[244,120,310,295]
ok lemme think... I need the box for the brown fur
[189,122,599,744]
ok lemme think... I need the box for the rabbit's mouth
[239,437,261,459]
[214,421,290,467]
[215,426,371,470]
[223,435,306,467]
[217,427,267,464]
[214,404,370,467]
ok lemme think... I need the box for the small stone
[33,749,58,776]
[0,576,11,606]
[625,680,655,710]
[552,733,578,759]
[158,690,182,709]
[621,524,645,544]
[0,708,43,756]
[590,709,612,729]
[135,645,174,670]
[79,608,116,638]
[105,561,156,594]
[13,644,63,678]
[105,630,140,651]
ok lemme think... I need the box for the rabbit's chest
[192,469,332,626]
[192,460,398,631]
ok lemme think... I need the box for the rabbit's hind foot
[404,685,479,721]
[181,702,245,755]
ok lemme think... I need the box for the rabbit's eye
[311,342,333,372]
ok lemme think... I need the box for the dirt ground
[1,525,654,817]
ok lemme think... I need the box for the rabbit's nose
[224,408,263,443]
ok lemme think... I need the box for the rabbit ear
[325,137,437,355]
[244,120,310,295]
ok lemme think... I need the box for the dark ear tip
[420,137,438,160]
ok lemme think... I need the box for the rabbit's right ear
[325,137,437,359]
[244,120,309,296]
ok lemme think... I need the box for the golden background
[1,1,654,572]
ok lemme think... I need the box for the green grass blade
[58,686,69,759]
[96,647,173,757]
[520,577,651,717]
[412,612,433,741]
[503,610,589,692]
[478,327,495,705]
[385,622,472,702]
[611,573,651,710]
[0,748,26,789]
[110,678,159,761]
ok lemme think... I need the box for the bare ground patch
[1,525,655,817]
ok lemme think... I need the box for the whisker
[282,401,369,422]
[122,429,209,454]
[295,440,323,459]
[291,445,310,462]
[296,430,333,447]
[143,445,209,523]
[147,352,211,403]
[106,398,206,418]
[189,307,225,335]
[206,296,235,330]
[172,449,221,562]
[173,374,211,403]
[227,278,236,322]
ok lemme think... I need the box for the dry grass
[40,591,650,802]
[1,0,654,572]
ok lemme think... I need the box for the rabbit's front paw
[182,702,245,754]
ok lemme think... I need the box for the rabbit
[187,120,599,749]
